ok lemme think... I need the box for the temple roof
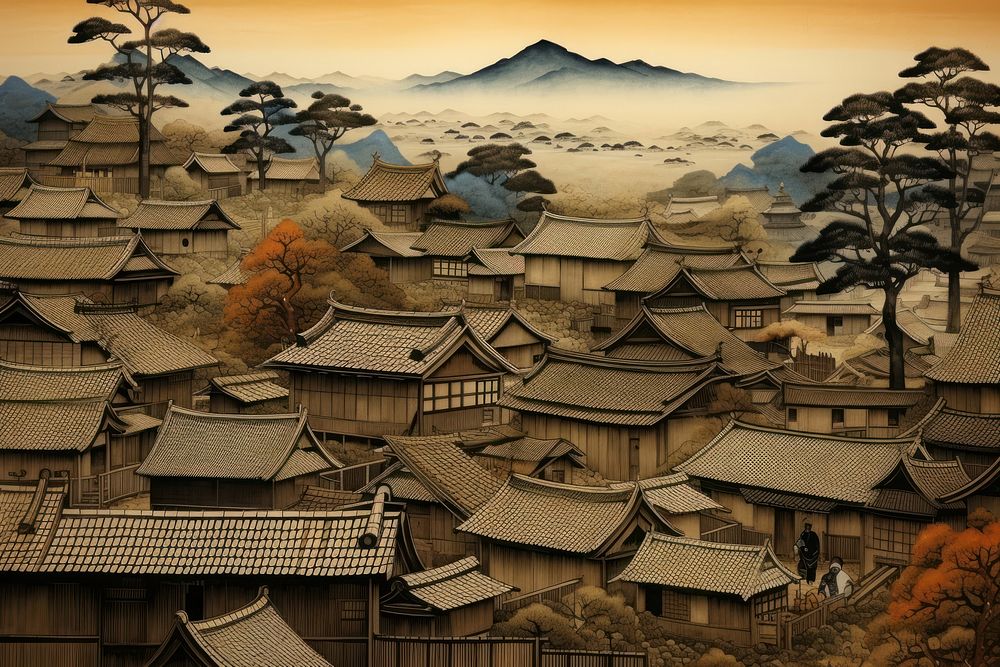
[342,157,447,202]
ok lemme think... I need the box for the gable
[429,342,502,379]
[489,318,546,348]
[0,301,74,342]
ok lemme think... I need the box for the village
[0,3,998,667]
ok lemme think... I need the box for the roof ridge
[188,587,271,632]
[163,404,305,422]
[508,473,635,501]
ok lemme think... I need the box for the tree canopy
[220,81,297,190]
[290,92,376,190]
[449,143,536,184]
[503,169,557,198]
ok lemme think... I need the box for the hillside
[0,76,55,142]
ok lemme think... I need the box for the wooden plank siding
[129,229,229,258]
[934,382,1000,415]
[524,257,625,305]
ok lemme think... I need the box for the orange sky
[1,0,999,85]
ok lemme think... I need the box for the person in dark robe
[794,521,820,584]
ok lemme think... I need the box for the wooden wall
[291,372,419,437]
[19,219,109,238]
[792,313,873,336]
[384,257,433,284]
[140,373,195,411]
[484,543,602,595]
[380,600,494,638]
[406,501,481,568]
[132,230,230,258]
[935,382,1000,415]
[524,257,626,305]
[361,200,430,232]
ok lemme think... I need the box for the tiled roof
[905,400,1000,452]
[595,305,779,376]
[652,265,785,302]
[10,293,217,376]
[0,359,132,401]
[724,188,774,214]
[667,196,721,220]
[50,116,179,167]
[939,456,1000,504]
[183,152,241,175]
[0,234,176,281]
[611,533,797,600]
[36,506,401,577]
[783,383,926,408]
[900,457,970,504]
[208,255,252,286]
[6,185,118,220]
[0,168,37,204]
[163,587,333,667]
[783,300,879,316]
[500,349,725,426]
[833,349,935,383]
[118,410,162,435]
[340,229,425,257]
[867,309,938,346]
[457,475,649,554]
[757,261,824,290]
[360,463,436,503]
[289,486,364,511]
[383,433,502,518]
[68,114,166,143]
[513,212,659,260]
[248,157,319,182]
[0,481,66,572]
[28,103,103,125]
[603,243,747,293]
[476,436,583,465]
[342,157,448,202]
[393,556,514,611]
[676,421,920,504]
[120,200,241,231]
[204,371,288,405]
[410,220,522,257]
[464,305,556,343]
[137,405,339,481]
[0,399,121,452]
[266,300,517,377]
[467,248,525,276]
[21,140,68,152]
[925,287,1000,384]
[740,488,837,513]
[610,473,723,515]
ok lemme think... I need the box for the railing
[542,648,648,667]
[98,464,148,506]
[777,595,847,650]
[824,532,862,563]
[207,184,243,199]
[702,520,772,547]
[501,578,582,613]
[69,475,100,507]
[373,636,647,667]
[320,458,387,492]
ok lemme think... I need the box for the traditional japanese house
[782,383,927,437]
[513,212,662,306]
[612,533,797,647]
[967,233,1000,267]
[0,483,416,667]
[924,285,1000,414]
[468,431,586,483]
[463,304,554,370]
[248,156,320,195]
[0,167,38,214]
[46,114,182,194]
[5,184,119,237]
[782,299,879,336]
[340,229,426,283]
[0,234,177,305]
[195,371,289,414]
[663,196,720,224]
[379,556,514,637]
[465,248,525,303]
[602,242,748,325]
[23,103,103,175]
[865,308,940,354]
[207,250,251,289]
[146,586,334,667]
[756,261,826,313]
[939,457,1000,517]
[182,152,246,199]
[119,200,241,258]
[0,291,218,411]
[903,398,1000,478]
[264,300,518,439]
[675,421,970,573]
[609,473,727,538]
[641,264,786,341]
[341,156,449,230]
[138,405,341,510]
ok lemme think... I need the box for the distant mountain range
[0,76,55,142]
[720,136,830,205]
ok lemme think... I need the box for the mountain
[165,55,254,97]
[720,135,829,205]
[398,71,463,87]
[0,76,55,142]
[332,129,409,170]
[412,40,740,93]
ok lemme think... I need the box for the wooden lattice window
[753,588,786,621]
[390,205,407,224]
[660,589,691,621]
[871,516,921,555]
[422,378,500,413]
[433,259,468,278]
[733,308,763,329]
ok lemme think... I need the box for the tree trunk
[318,151,328,193]
[882,287,906,389]
[946,224,964,333]
[140,23,153,200]
[257,153,267,191]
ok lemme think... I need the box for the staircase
[850,564,900,604]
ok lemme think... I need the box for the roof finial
[371,151,381,165]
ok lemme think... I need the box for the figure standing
[818,557,854,597]
[794,521,820,584]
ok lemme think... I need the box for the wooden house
[341,156,449,230]
[340,229,426,283]
[463,304,554,370]
[207,250,251,289]
[602,242,749,325]
[866,308,939,354]
[0,167,38,215]
[939,457,1000,517]
[756,261,826,313]
[146,586,334,667]
[0,291,218,411]
[0,483,416,667]
[782,299,879,336]
[641,264,786,342]
[46,114,181,195]
[23,103,102,175]
[513,212,661,306]
[465,248,525,303]
[5,184,119,237]
[379,556,514,637]
[0,234,177,305]
[675,421,970,573]
[663,196,720,224]
[264,300,518,439]
[248,156,320,195]
[903,398,1000,478]
[608,473,728,539]
[967,232,1000,267]
[782,383,927,438]
[138,405,341,510]
[925,285,1000,414]
[195,371,289,414]
[182,152,246,199]
[612,533,797,647]
[499,349,731,480]
[467,431,586,483]
[0,359,161,507]
[119,200,241,258]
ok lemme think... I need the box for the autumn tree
[673,195,765,247]
[791,91,976,388]
[867,509,1000,666]
[220,81,297,191]
[449,143,536,184]
[69,1,209,198]
[896,47,1000,332]
[290,92,376,191]
[426,194,471,221]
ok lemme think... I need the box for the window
[390,204,408,224]
[871,517,921,555]
[832,408,845,426]
[548,469,565,483]
[181,237,190,248]
[828,316,844,328]
[753,587,786,622]
[788,408,798,422]
[340,599,367,634]
[433,259,468,278]
[887,409,901,427]
[422,378,500,413]
[733,308,763,329]
[660,589,691,621]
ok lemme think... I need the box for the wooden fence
[501,578,582,613]
[824,532,862,563]
[373,636,647,667]
[701,520,772,547]
[207,184,244,199]
[777,595,847,650]
[98,463,148,506]
[35,174,163,197]
[788,351,837,382]
[542,648,648,667]
[320,459,387,492]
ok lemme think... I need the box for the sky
[2,0,999,87]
